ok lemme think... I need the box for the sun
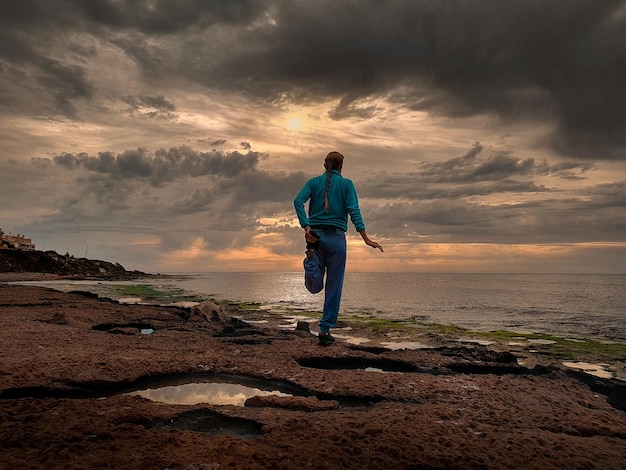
[286,117,302,131]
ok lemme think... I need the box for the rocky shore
[0,249,145,278]
[1,280,625,469]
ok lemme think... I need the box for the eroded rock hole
[128,380,296,406]
[297,357,425,373]
[0,373,309,405]
[142,409,263,439]
[447,363,549,375]
[92,322,154,332]
[298,356,548,377]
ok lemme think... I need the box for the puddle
[0,373,307,407]
[118,297,143,304]
[562,361,613,379]
[456,339,495,346]
[128,381,293,406]
[169,301,198,308]
[528,339,557,345]
[343,336,372,345]
[364,367,387,373]
[298,357,423,373]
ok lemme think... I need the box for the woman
[294,151,383,345]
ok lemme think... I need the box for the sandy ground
[1,281,625,469]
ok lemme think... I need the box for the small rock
[190,301,231,323]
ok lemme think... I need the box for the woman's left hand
[365,238,384,252]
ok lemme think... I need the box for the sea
[17,272,626,343]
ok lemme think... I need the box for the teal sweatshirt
[294,169,366,232]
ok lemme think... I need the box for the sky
[1,0,625,274]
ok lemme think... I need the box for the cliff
[0,250,144,277]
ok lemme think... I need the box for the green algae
[226,301,261,310]
[136,289,624,364]
[113,284,206,303]
[471,330,626,361]
[338,313,626,362]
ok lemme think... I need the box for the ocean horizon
[17,271,626,343]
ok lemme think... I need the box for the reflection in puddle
[128,382,293,406]
[528,339,556,345]
[562,361,613,379]
[342,336,371,345]
[169,301,198,308]
[456,339,494,346]
[364,367,386,373]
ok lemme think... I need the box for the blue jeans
[303,230,347,333]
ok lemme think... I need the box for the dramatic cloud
[33,147,264,185]
[3,1,625,158]
[0,1,624,272]
[359,143,596,200]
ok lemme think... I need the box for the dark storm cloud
[0,20,95,117]
[122,94,177,120]
[36,60,94,118]
[2,1,625,156]
[0,0,267,33]
[212,0,626,159]
[32,146,263,185]
[0,0,268,117]
[359,143,592,199]
[367,190,626,244]
[31,145,308,225]
[197,138,228,147]
[167,169,307,214]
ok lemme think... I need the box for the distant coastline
[0,249,146,279]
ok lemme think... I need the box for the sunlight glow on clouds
[0,0,624,273]
[286,117,302,131]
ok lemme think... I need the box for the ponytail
[323,151,344,213]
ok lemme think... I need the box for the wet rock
[108,327,138,335]
[0,250,141,277]
[191,301,231,323]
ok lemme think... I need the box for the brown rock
[1,283,626,470]
[244,395,340,411]
[190,300,231,322]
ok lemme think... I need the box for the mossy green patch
[112,284,206,303]
[468,330,626,361]
[413,322,466,335]
[339,316,626,362]
[228,301,261,310]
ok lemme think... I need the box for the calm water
[157,272,626,342]
[17,272,626,342]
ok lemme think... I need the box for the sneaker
[318,332,335,346]
[306,230,320,251]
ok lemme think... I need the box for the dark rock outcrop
[0,250,143,277]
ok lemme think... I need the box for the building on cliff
[0,229,36,251]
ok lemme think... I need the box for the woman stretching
[294,151,384,345]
